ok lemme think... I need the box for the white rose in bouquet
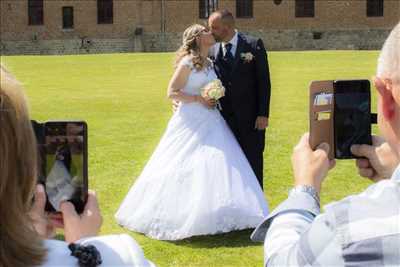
[201,79,225,100]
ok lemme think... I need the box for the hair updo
[175,24,209,71]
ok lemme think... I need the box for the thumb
[315,142,330,159]
[32,184,47,214]
[351,144,373,158]
[317,142,330,154]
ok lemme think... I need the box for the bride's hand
[196,96,216,109]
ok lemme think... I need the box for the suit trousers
[224,115,265,190]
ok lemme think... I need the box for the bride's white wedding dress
[115,56,269,240]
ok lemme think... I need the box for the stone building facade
[0,0,399,55]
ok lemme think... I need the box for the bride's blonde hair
[175,24,209,71]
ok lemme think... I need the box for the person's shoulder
[79,234,155,266]
[238,32,261,45]
[179,55,194,69]
[42,235,155,267]
[41,239,78,266]
[324,178,400,225]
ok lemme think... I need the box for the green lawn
[2,51,379,267]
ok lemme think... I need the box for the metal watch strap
[289,185,320,206]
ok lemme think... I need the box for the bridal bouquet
[201,79,225,109]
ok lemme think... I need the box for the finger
[84,191,100,213]
[60,201,78,220]
[32,184,47,214]
[371,135,385,146]
[257,123,266,130]
[358,167,374,178]
[351,144,374,158]
[301,132,310,143]
[294,133,310,150]
[356,158,371,169]
[262,121,267,129]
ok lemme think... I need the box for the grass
[1,51,379,267]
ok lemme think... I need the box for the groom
[208,10,271,190]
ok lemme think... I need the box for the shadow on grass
[165,229,260,249]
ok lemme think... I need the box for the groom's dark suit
[213,32,271,189]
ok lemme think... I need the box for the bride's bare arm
[167,65,215,109]
[167,64,199,103]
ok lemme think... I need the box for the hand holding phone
[351,135,400,181]
[32,120,88,213]
[60,191,102,243]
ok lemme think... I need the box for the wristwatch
[289,185,320,206]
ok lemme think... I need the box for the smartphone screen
[334,80,372,159]
[43,121,88,213]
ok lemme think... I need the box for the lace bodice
[179,56,218,96]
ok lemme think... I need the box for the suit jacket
[212,32,271,134]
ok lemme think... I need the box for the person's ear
[374,76,396,120]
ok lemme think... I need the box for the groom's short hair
[211,9,235,28]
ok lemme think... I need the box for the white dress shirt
[222,31,239,57]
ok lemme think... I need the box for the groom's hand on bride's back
[172,97,216,111]
[172,100,180,112]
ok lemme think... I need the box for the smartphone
[333,80,372,159]
[34,121,88,213]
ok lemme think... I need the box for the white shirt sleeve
[264,211,344,266]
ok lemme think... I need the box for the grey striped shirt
[251,165,400,266]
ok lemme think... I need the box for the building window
[367,0,384,17]
[62,7,74,29]
[295,0,315,18]
[28,0,43,25]
[97,0,113,24]
[236,0,253,18]
[199,0,218,19]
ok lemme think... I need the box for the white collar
[222,31,238,47]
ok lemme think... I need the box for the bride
[115,24,269,240]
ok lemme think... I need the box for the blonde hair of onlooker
[0,65,46,266]
[377,22,400,83]
[175,24,209,71]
